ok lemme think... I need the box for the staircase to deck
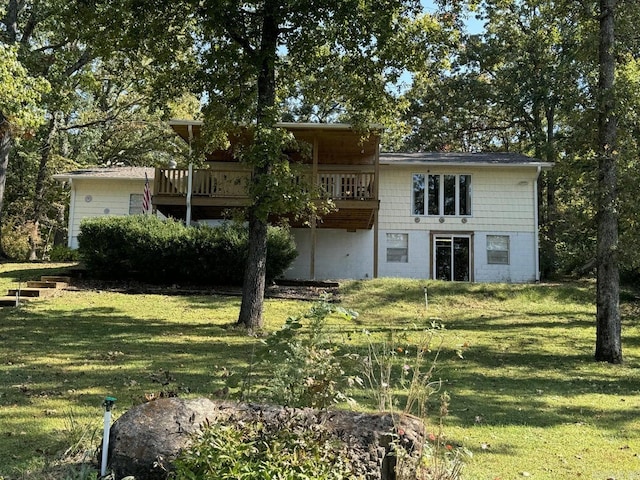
[0,275,71,307]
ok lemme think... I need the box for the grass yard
[1,263,639,479]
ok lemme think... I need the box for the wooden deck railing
[155,167,376,201]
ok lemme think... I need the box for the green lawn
[1,264,639,479]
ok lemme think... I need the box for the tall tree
[595,0,621,363]
[0,5,50,256]
[2,2,191,260]
[89,0,425,330]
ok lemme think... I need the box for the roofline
[53,170,154,182]
[168,119,384,131]
[379,160,554,169]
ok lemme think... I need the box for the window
[129,194,143,215]
[413,174,472,216]
[386,233,408,263]
[412,174,425,215]
[487,235,509,265]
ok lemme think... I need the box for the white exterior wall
[67,178,148,248]
[377,165,540,283]
[286,228,374,281]
[473,231,536,283]
[63,162,542,283]
[377,230,430,278]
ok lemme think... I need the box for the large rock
[108,398,425,480]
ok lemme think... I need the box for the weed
[59,410,100,459]
[244,297,358,409]
[173,415,356,479]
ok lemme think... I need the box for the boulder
[108,398,425,480]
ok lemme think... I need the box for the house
[55,120,552,283]
[53,166,156,251]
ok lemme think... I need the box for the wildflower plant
[360,323,445,417]
[414,393,472,480]
[246,297,358,409]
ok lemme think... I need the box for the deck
[152,166,379,230]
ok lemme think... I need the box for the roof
[53,167,155,181]
[379,152,553,169]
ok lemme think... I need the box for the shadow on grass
[0,300,265,475]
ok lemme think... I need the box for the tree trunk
[238,212,268,330]
[237,1,279,330]
[29,116,56,261]
[542,105,557,279]
[0,113,11,258]
[595,0,622,364]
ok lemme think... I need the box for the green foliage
[0,44,50,133]
[173,418,355,480]
[245,299,358,409]
[1,221,31,261]
[77,216,297,284]
[48,245,80,262]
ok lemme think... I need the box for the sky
[421,0,485,35]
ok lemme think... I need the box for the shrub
[48,245,80,262]
[174,415,355,480]
[1,222,31,260]
[243,299,358,409]
[77,216,297,285]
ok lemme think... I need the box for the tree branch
[32,42,68,53]
[64,48,94,78]
[20,8,37,46]
[58,116,118,132]
[3,0,22,43]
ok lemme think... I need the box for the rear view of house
[55,121,552,283]
[377,152,549,283]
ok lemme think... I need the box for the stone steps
[0,295,32,307]
[26,280,68,289]
[7,288,47,298]
[41,275,72,284]
[1,274,71,307]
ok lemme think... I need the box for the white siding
[378,230,430,278]
[378,165,538,233]
[67,178,148,248]
[474,231,537,283]
[286,229,374,281]
[377,165,541,283]
[64,163,541,284]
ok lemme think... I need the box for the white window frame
[129,193,143,215]
[414,173,472,217]
[386,233,409,263]
[412,174,425,215]
[487,235,510,265]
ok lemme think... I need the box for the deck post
[186,163,193,225]
[310,135,319,280]
[373,138,380,278]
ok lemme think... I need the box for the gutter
[67,179,76,249]
[534,166,541,282]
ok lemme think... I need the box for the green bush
[77,216,297,285]
[1,222,30,261]
[239,299,358,409]
[48,245,80,262]
[174,416,355,480]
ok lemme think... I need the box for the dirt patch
[68,277,340,302]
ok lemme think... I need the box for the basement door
[432,235,471,281]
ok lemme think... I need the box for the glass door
[433,236,471,281]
